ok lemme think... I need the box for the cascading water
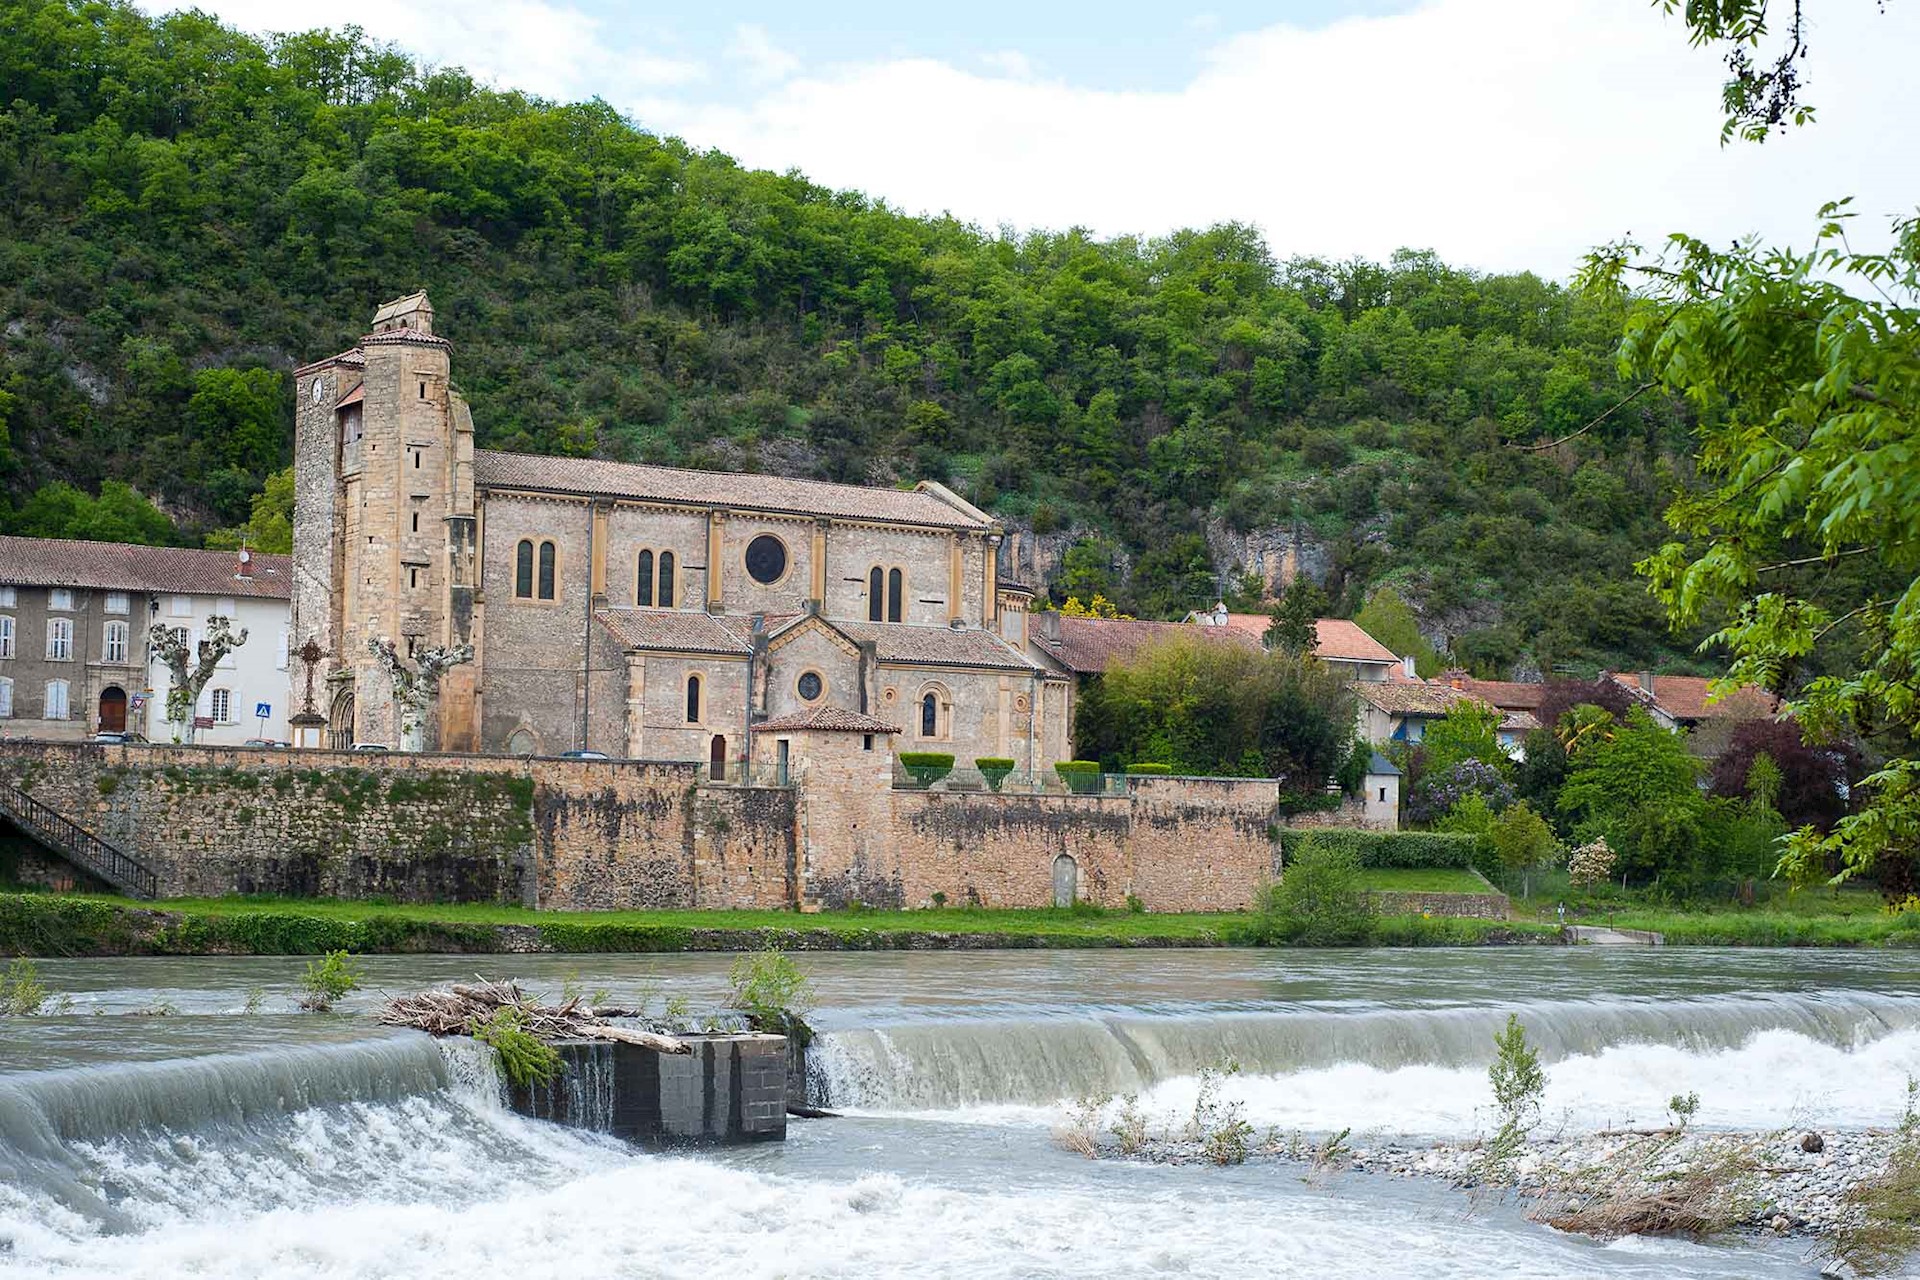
[808,990,1920,1120]
[2,950,1911,1278]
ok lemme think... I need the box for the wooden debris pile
[378,978,689,1054]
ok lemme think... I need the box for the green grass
[1359,868,1496,895]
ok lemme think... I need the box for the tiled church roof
[834,620,1042,671]
[753,706,899,734]
[1035,615,1257,674]
[474,450,991,530]
[0,536,291,598]
[594,609,754,656]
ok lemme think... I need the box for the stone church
[290,292,1071,778]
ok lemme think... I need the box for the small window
[215,597,236,617]
[868,567,884,622]
[418,381,427,399]
[412,511,420,533]
[862,734,873,751]
[0,677,11,717]
[537,541,557,600]
[103,621,128,664]
[409,567,419,589]
[104,592,129,614]
[515,540,535,598]
[888,567,904,623]
[49,588,73,612]
[0,586,14,607]
[797,671,823,702]
[170,595,192,617]
[0,616,13,659]
[413,449,422,468]
[921,692,938,738]
[744,534,787,585]
[685,674,702,724]
[44,679,68,721]
[46,618,72,661]
[276,630,289,670]
[1379,786,1388,802]
[657,551,675,608]
[636,550,654,607]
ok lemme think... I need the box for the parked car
[349,742,390,752]
[243,738,290,748]
[559,749,610,760]
[88,731,148,744]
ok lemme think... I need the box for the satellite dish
[239,548,252,565]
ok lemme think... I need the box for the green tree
[1352,586,1443,677]
[205,466,293,554]
[1596,209,1919,886]
[1490,800,1557,898]
[1254,837,1375,946]
[1263,578,1325,656]
[1420,700,1510,780]
[7,481,175,544]
[187,367,287,475]
[1557,708,1706,882]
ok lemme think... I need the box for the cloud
[646,0,1920,273]
[139,0,703,103]
[728,24,800,86]
[978,49,1037,80]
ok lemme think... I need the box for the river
[3,948,1916,1277]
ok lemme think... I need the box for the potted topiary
[1055,760,1102,795]
[899,751,956,789]
[974,757,1016,791]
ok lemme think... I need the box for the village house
[1604,671,1780,755]
[1187,604,1414,683]
[0,536,292,743]
[289,292,1072,774]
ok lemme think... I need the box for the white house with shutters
[0,537,292,745]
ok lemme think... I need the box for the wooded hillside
[0,0,1708,675]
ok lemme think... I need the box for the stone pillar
[809,520,827,606]
[624,655,646,757]
[948,536,963,625]
[706,511,726,611]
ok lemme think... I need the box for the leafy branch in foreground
[0,958,48,1015]
[298,950,361,1012]
[1586,204,1920,886]
[470,1006,563,1088]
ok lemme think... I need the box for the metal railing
[0,781,157,898]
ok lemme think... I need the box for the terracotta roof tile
[1035,615,1259,674]
[0,536,291,598]
[1607,673,1780,722]
[1351,681,1478,717]
[359,329,451,350]
[293,346,364,376]
[474,450,990,530]
[1194,612,1401,664]
[1442,673,1549,711]
[835,620,1041,672]
[753,706,900,734]
[594,609,753,656]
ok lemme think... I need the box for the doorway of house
[709,734,727,782]
[97,686,127,733]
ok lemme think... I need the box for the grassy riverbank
[0,892,1557,956]
[1500,873,1920,947]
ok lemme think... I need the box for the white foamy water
[6,950,1914,1278]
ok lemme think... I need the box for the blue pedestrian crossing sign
[254,702,272,720]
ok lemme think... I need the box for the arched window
[537,541,557,600]
[636,550,654,606]
[920,691,938,738]
[685,674,702,724]
[868,567,884,622]
[887,568,905,623]
[506,728,538,756]
[658,552,675,608]
[515,540,535,598]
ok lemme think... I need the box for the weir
[507,1033,788,1146]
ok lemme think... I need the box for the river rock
[1802,1131,1826,1153]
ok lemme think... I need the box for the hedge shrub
[898,752,955,787]
[1055,760,1101,794]
[1124,763,1172,775]
[1276,828,1487,871]
[974,757,1015,790]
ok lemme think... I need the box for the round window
[797,671,823,701]
[744,534,787,584]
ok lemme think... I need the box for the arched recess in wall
[328,687,355,750]
[916,682,951,740]
[1052,853,1079,908]
[506,727,539,757]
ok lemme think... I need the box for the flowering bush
[1409,758,1515,825]
[1567,837,1617,889]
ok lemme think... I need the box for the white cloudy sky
[142,0,1920,275]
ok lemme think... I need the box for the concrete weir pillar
[507,1032,789,1145]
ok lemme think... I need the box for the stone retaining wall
[1369,889,1510,920]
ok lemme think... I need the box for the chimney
[1641,671,1656,700]
[1038,610,1061,642]
[235,548,254,580]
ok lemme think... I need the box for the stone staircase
[0,781,157,898]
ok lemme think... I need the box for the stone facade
[0,739,1288,913]
[1369,889,1510,919]
[291,292,1071,775]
